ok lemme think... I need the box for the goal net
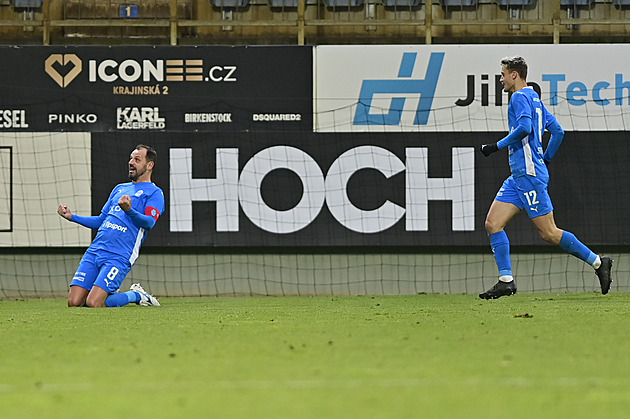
[1,44,629,299]
[1,101,627,299]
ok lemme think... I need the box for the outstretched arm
[58,204,105,229]
[71,213,106,229]
[57,204,73,220]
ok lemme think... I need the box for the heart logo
[45,54,82,88]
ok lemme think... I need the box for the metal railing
[0,0,628,45]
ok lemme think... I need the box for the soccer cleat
[130,283,161,306]
[479,280,517,300]
[595,256,614,295]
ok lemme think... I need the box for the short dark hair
[501,56,528,81]
[136,144,157,165]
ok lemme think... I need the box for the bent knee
[85,297,107,308]
[538,230,562,245]
[485,218,502,235]
[68,298,85,307]
[68,293,86,307]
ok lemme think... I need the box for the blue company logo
[353,52,445,126]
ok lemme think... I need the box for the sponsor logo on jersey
[105,221,128,233]
[72,271,86,282]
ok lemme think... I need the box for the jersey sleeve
[543,104,558,130]
[100,185,120,215]
[496,117,532,149]
[70,185,120,229]
[540,103,564,163]
[71,213,106,229]
[510,91,533,122]
[123,187,165,230]
[125,208,157,230]
[144,187,165,221]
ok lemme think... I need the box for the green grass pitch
[1,293,629,418]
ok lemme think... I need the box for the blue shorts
[495,175,554,218]
[70,249,132,294]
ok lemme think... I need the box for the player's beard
[128,164,146,181]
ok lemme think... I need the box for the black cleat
[595,256,614,295]
[479,280,517,300]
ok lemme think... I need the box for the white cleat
[130,283,161,306]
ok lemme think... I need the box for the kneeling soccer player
[58,144,165,307]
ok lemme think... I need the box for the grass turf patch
[1,293,629,418]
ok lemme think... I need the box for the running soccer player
[58,144,165,307]
[478,56,613,299]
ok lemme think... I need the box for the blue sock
[559,231,597,265]
[490,231,512,277]
[105,291,141,307]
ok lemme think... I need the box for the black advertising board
[2,45,627,248]
[91,131,630,247]
[0,45,312,132]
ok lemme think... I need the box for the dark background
[91,131,629,247]
[0,45,312,132]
